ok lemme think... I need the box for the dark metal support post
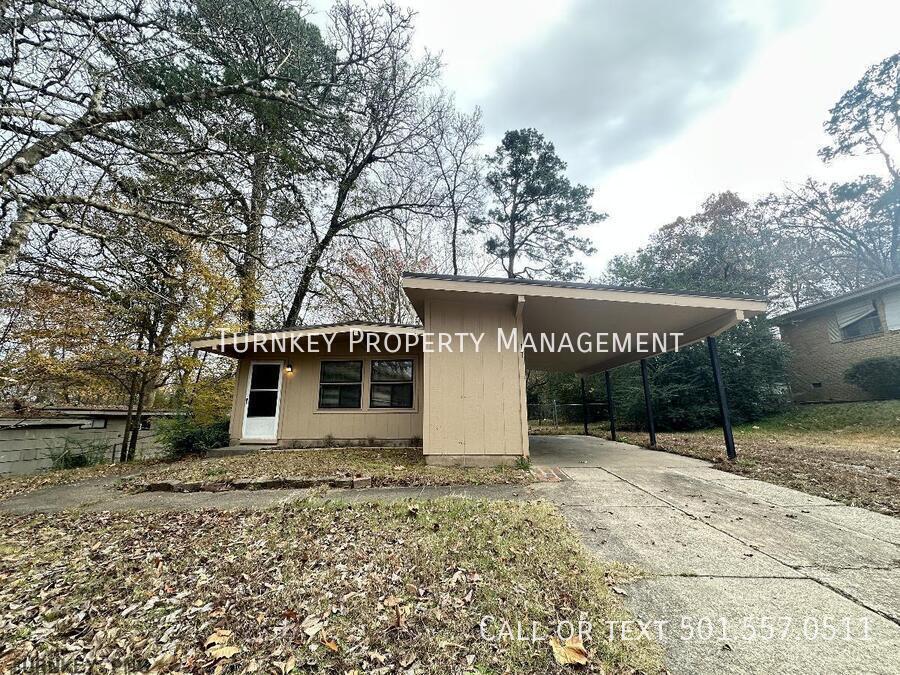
[604,370,617,442]
[580,377,589,436]
[706,335,736,460]
[640,358,657,448]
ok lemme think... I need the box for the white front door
[242,361,283,440]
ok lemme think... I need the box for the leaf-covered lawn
[0,499,661,674]
[120,447,532,490]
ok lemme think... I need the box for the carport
[402,274,768,464]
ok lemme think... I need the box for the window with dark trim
[840,310,882,340]
[370,359,414,409]
[318,360,363,409]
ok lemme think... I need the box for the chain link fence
[527,401,613,435]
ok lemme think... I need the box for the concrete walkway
[529,434,900,675]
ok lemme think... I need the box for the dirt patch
[0,499,662,674]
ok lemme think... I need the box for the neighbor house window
[840,309,882,340]
[370,359,414,408]
[318,360,362,409]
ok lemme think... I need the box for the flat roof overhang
[190,322,423,358]
[401,274,768,375]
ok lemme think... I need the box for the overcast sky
[313,0,900,276]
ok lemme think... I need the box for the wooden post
[707,335,737,460]
[640,358,657,448]
[604,370,617,442]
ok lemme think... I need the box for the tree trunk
[119,373,138,463]
[0,206,34,277]
[239,152,269,331]
[127,371,149,461]
[451,209,459,275]
[891,181,899,274]
[284,227,338,327]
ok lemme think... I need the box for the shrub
[49,436,110,470]
[844,357,900,400]
[156,416,230,459]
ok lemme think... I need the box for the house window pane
[319,361,362,409]
[372,359,413,382]
[320,360,363,383]
[370,360,414,408]
[840,311,882,340]
[370,383,413,408]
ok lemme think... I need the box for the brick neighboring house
[774,276,900,402]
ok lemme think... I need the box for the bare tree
[0,0,316,276]
[429,101,484,275]
[281,1,444,327]
[312,215,446,323]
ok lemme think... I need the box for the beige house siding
[780,297,900,402]
[230,342,424,445]
[0,420,161,475]
[421,297,528,465]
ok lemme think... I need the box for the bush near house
[155,416,230,459]
[844,356,900,399]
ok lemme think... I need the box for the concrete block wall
[0,419,163,475]
[779,297,900,402]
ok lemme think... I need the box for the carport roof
[401,273,768,374]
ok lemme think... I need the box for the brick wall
[779,297,900,402]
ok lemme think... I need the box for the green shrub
[844,357,900,400]
[156,416,230,459]
[49,436,110,470]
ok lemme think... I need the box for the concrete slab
[797,504,900,546]
[558,467,624,482]
[531,435,900,674]
[669,466,750,481]
[529,434,704,469]
[623,577,900,675]
[543,480,673,507]
[670,497,900,570]
[563,504,802,578]
[714,478,841,507]
[800,567,900,624]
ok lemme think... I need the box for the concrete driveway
[529,434,900,674]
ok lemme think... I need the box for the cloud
[481,0,808,181]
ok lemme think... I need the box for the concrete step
[206,444,272,458]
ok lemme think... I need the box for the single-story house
[773,275,900,402]
[191,274,767,465]
[0,406,174,475]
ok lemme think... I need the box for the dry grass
[0,499,662,674]
[120,447,532,490]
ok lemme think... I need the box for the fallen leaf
[205,629,233,647]
[549,635,589,666]
[301,614,326,638]
[207,645,241,660]
[148,652,177,672]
